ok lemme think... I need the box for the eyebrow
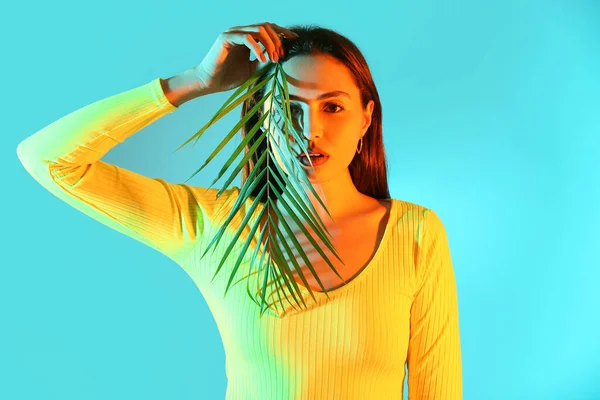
[275,90,351,102]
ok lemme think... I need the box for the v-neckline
[297,198,395,297]
[251,198,396,298]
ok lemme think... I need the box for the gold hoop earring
[356,136,363,154]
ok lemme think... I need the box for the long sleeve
[16,77,235,268]
[407,209,463,399]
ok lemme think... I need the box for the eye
[284,103,344,114]
[325,103,344,113]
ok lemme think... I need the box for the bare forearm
[160,67,211,107]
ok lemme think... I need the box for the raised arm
[16,74,236,268]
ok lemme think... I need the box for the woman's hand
[193,22,298,94]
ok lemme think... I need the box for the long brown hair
[241,24,390,204]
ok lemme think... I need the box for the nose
[288,107,323,143]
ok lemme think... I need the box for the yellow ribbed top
[17,78,462,399]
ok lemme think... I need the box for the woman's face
[261,53,374,182]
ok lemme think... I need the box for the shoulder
[387,197,430,229]
[385,198,449,247]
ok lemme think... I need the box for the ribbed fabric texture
[16,78,463,399]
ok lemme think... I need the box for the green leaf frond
[172,66,274,154]
[173,61,345,316]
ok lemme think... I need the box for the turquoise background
[4,0,599,398]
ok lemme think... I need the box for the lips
[296,146,329,158]
[298,154,329,167]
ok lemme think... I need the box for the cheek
[330,134,358,156]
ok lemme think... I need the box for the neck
[275,168,366,223]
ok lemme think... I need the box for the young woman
[17,22,462,399]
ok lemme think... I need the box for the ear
[362,100,375,135]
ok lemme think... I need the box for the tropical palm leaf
[173,61,348,316]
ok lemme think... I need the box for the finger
[234,23,276,62]
[240,32,267,63]
[262,23,283,57]
[269,23,300,39]
[257,24,278,62]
